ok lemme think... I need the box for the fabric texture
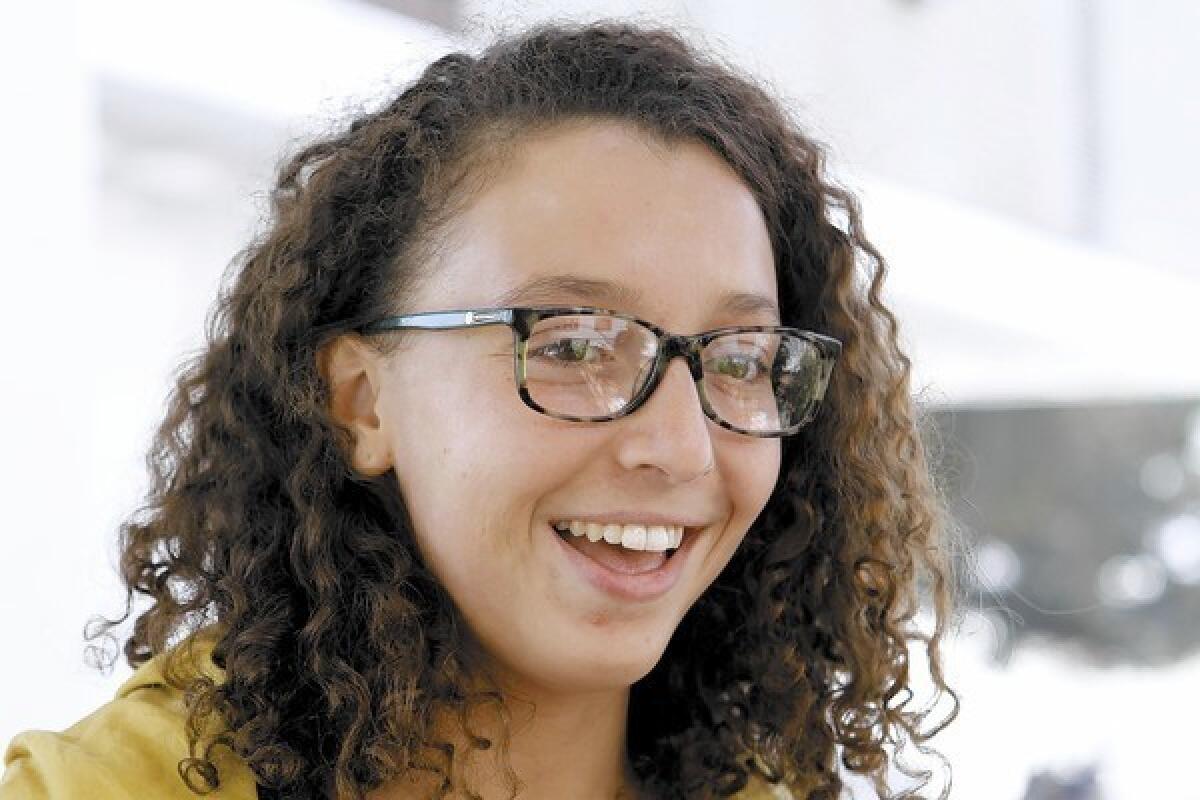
[1,631,791,799]
[1,630,257,799]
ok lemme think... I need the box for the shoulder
[0,630,258,800]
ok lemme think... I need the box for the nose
[614,356,715,483]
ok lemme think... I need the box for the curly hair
[86,18,963,800]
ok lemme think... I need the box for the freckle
[587,610,610,627]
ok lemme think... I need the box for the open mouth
[547,521,699,602]
[551,521,687,570]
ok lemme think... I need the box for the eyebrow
[491,274,781,323]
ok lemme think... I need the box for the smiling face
[331,119,781,697]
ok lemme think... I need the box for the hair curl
[87,19,962,800]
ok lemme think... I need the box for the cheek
[393,447,533,616]
[734,439,781,515]
[382,369,568,573]
[716,440,781,557]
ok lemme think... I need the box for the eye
[529,336,614,366]
[707,351,770,381]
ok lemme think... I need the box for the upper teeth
[553,521,684,552]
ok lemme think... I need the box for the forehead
[489,273,780,324]
[425,120,779,324]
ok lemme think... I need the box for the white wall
[0,0,121,746]
[465,0,1200,282]
[1097,0,1200,277]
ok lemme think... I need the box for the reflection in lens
[524,315,655,419]
[703,332,828,432]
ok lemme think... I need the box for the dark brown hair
[88,19,962,800]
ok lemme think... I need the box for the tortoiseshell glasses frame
[356,305,842,438]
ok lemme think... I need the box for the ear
[318,333,393,476]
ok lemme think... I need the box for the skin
[323,119,782,799]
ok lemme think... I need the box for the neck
[367,682,647,800]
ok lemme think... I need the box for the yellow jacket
[1,633,791,799]
[1,631,256,799]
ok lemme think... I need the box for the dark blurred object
[356,0,460,31]
[1021,765,1104,800]
[929,398,1200,667]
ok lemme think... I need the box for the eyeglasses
[358,306,842,438]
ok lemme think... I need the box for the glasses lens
[522,315,834,434]
[523,314,658,417]
[701,331,833,433]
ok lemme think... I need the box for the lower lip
[548,523,697,602]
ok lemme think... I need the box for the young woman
[1,20,959,800]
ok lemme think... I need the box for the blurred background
[2,1,1198,798]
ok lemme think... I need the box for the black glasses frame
[358,305,842,438]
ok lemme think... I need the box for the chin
[552,632,674,690]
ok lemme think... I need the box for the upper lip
[549,512,709,529]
